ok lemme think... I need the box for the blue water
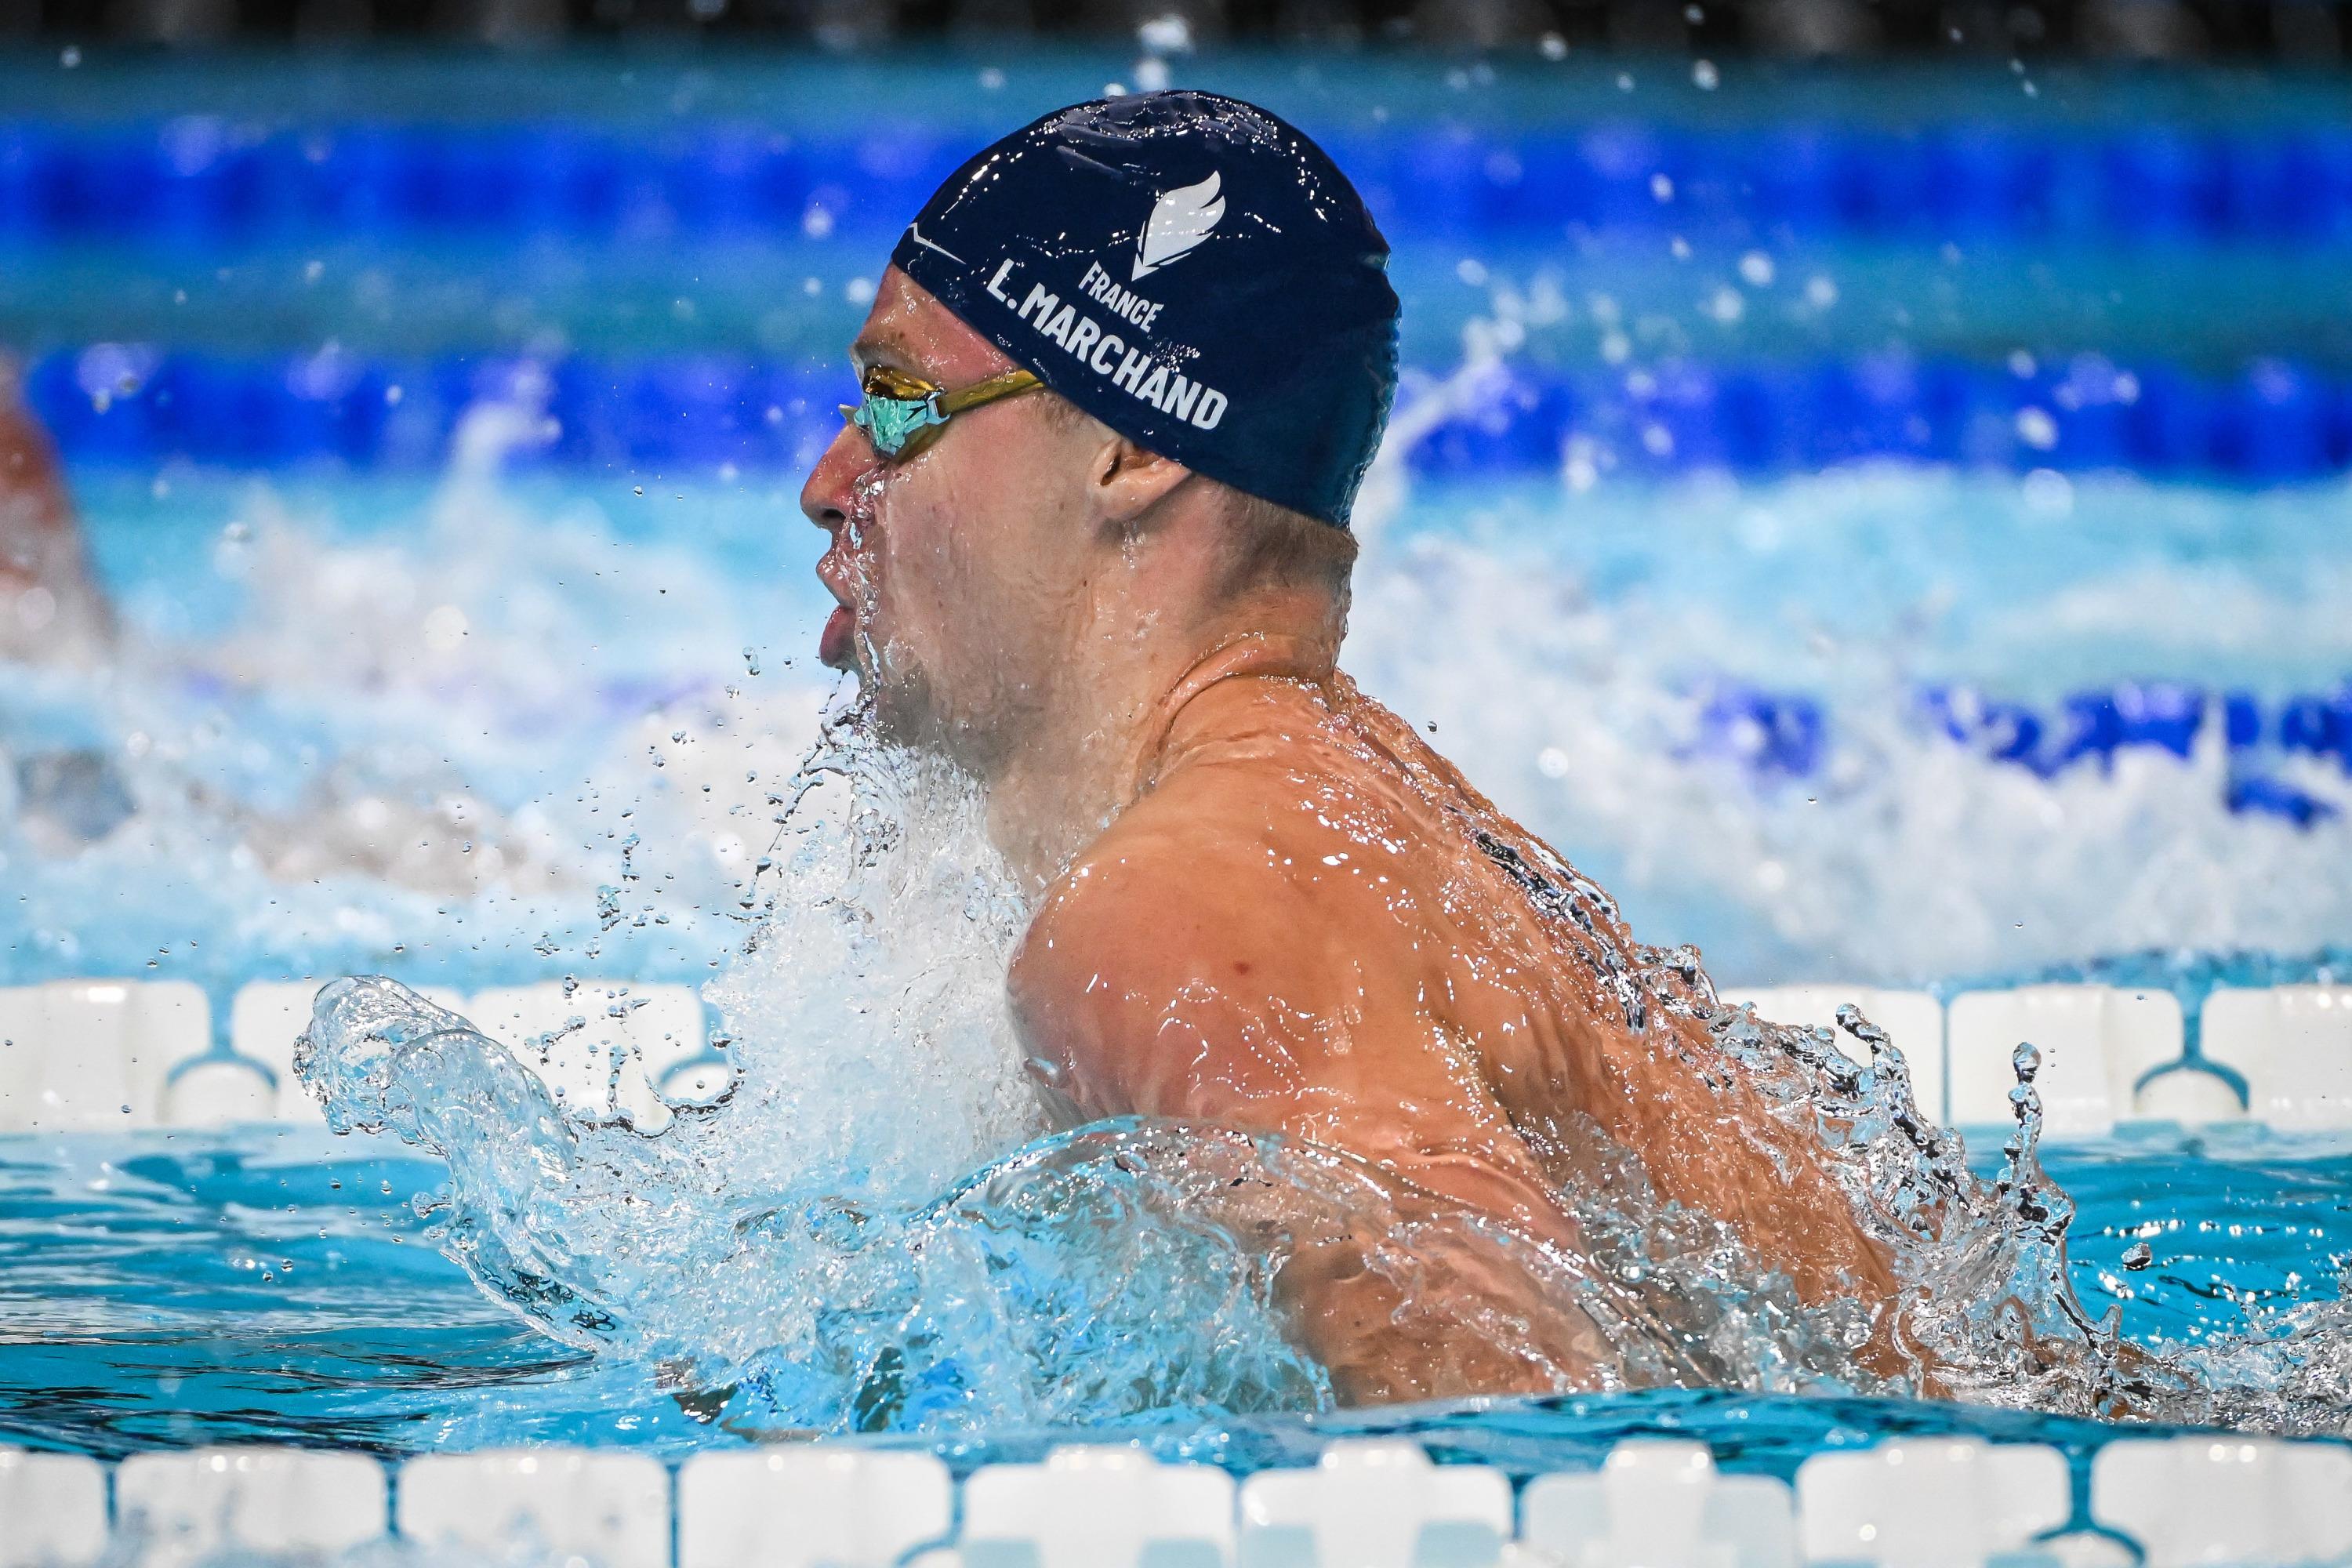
[0,1122,2343,1468]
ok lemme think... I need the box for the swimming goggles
[840,363,1042,462]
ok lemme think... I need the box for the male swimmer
[0,358,545,887]
[802,93,1906,1403]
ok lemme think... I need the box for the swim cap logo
[1131,170,1225,281]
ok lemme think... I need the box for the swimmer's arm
[0,354,109,656]
[1010,847,1609,1402]
[0,356,77,582]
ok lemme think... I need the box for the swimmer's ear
[1086,434,1195,534]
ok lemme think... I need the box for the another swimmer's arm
[1010,846,1610,1403]
[0,356,76,583]
[0,354,111,658]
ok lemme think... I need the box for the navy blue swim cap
[889,91,1399,528]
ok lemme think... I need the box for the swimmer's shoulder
[1011,804,1428,1116]
[1011,742,1418,1053]
[1009,808,1315,1113]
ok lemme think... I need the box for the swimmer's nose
[800,423,866,537]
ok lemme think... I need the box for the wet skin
[804,270,1904,1404]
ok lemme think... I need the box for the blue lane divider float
[4,118,2352,249]
[27,347,2352,482]
[1401,356,2352,481]
[26,348,844,474]
[1695,679,2347,826]
[0,120,964,247]
[1907,682,2343,825]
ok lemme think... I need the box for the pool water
[2,1122,2344,1468]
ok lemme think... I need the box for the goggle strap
[938,368,1042,417]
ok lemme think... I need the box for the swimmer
[0,358,550,893]
[803,93,1907,1403]
[0,353,111,662]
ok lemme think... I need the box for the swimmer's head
[801,93,1399,767]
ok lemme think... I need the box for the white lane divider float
[2092,1435,2352,1568]
[114,1446,387,1568]
[0,979,209,1132]
[1947,985,2190,1136]
[1520,1439,1795,1568]
[472,980,710,1127]
[1730,978,2352,1133]
[677,1446,953,1568]
[230,978,711,1129]
[9,1437,2352,1566]
[961,1444,1236,1568]
[0,1449,107,1567]
[7,977,2352,1136]
[2201,984,2352,1132]
[1239,1439,1512,1568]
[1795,1437,2072,1568]
[397,1448,671,1568]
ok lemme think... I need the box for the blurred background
[12,0,2352,55]
[1,0,2347,1020]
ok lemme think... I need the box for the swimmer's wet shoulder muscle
[1009,694,1617,1399]
[1010,662,1910,1398]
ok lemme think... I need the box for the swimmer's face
[800,267,1108,767]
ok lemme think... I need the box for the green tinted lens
[850,390,944,458]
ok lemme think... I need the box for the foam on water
[1341,514,2352,982]
[6,434,2350,989]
